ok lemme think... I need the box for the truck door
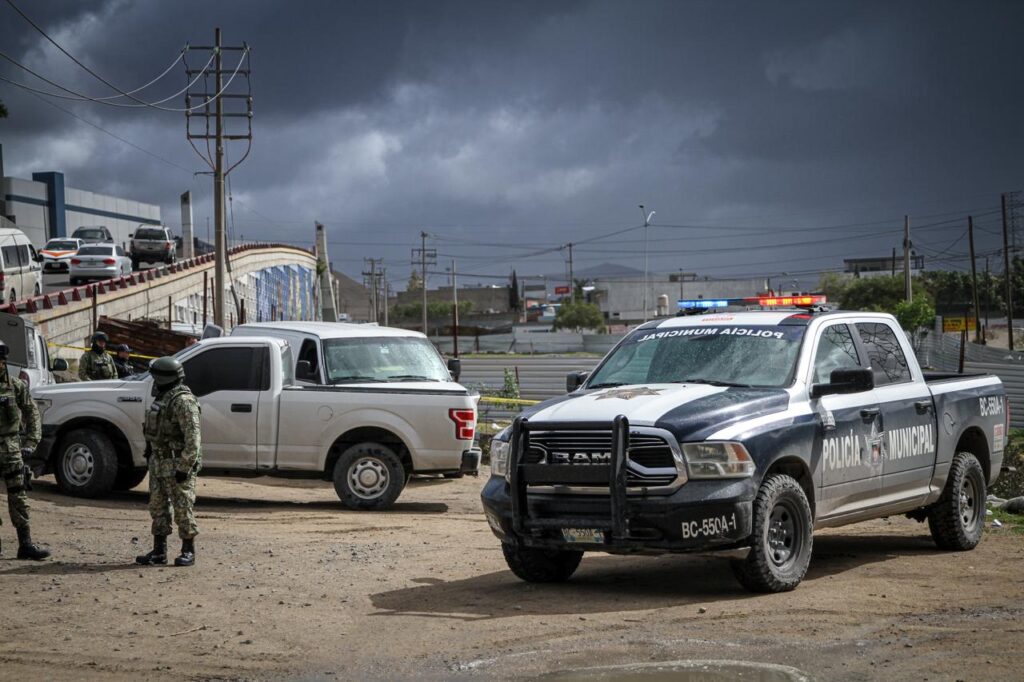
[0,312,29,368]
[854,321,935,504]
[180,345,265,470]
[810,322,882,518]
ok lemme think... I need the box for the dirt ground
[0,471,1022,681]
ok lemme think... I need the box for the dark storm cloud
[1,0,1021,285]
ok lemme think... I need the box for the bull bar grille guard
[509,415,633,541]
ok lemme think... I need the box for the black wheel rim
[767,498,804,569]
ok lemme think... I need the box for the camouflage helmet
[92,331,109,343]
[150,356,185,386]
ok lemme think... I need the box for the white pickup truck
[30,336,481,509]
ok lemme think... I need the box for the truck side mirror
[566,370,589,392]
[50,358,69,372]
[295,360,316,381]
[447,358,461,382]
[810,367,874,399]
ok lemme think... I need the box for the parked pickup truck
[129,225,176,267]
[482,309,1008,592]
[30,336,481,509]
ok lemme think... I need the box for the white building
[1,156,162,249]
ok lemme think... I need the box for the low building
[844,255,924,278]
[1,150,161,248]
[590,275,769,323]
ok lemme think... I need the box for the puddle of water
[537,660,812,682]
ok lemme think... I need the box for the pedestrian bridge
[19,243,319,352]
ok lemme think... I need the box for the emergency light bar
[677,295,827,310]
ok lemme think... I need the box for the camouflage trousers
[0,448,29,530]
[148,465,198,540]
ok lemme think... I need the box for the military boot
[174,538,195,567]
[16,527,51,561]
[135,535,168,565]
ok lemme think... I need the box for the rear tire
[54,428,119,498]
[112,466,148,491]
[927,451,986,551]
[731,473,813,593]
[332,442,406,510]
[502,543,583,583]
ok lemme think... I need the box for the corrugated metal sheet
[461,356,598,401]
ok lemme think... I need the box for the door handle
[914,400,932,414]
[230,403,252,413]
[860,407,880,421]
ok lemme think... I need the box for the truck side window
[813,324,861,384]
[855,322,911,385]
[298,339,319,379]
[182,347,260,396]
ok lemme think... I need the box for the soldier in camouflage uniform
[0,341,50,560]
[136,357,203,567]
[78,331,116,381]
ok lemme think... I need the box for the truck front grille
[523,430,678,488]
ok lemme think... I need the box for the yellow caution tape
[47,343,159,361]
[479,396,541,406]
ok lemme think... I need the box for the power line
[22,89,197,175]
[0,46,247,112]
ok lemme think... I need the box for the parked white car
[40,237,84,274]
[69,243,132,285]
[31,336,481,509]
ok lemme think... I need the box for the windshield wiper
[587,382,625,389]
[674,378,753,388]
[331,375,385,384]
[386,374,439,382]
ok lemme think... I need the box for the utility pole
[382,269,389,326]
[639,205,655,322]
[412,233,436,336]
[968,216,982,344]
[212,28,226,326]
[903,215,912,302]
[451,259,459,358]
[185,28,252,328]
[566,242,574,303]
[985,256,991,337]
[362,258,383,324]
[1003,193,1015,351]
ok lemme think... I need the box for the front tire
[731,473,813,593]
[928,451,986,550]
[502,543,583,583]
[332,442,406,510]
[54,428,119,498]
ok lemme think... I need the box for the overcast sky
[1,0,1022,291]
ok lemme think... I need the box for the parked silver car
[69,243,132,285]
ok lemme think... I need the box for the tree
[552,300,605,332]
[407,269,422,292]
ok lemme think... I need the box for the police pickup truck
[30,335,480,509]
[482,306,1008,592]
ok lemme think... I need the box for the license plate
[561,527,604,544]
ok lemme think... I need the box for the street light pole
[639,205,655,322]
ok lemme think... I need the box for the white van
[0,227,43,304]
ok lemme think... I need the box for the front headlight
[490,437,511,479]
[683,442,755,478]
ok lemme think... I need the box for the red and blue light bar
[678,295,827,309]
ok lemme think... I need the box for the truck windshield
[588,324,807,389]
[322,337,449,383]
